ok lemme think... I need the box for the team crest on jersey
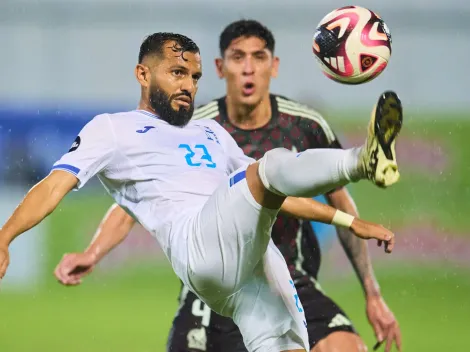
[195,124,220,144]
[68,136,81,152]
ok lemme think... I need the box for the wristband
[331,210,355,228]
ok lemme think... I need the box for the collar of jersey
[135,109,160,119]
[218,94,279,131]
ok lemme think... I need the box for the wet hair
[138,32,200,63]
[219,20,275,56]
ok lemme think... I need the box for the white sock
[258,147,364,198]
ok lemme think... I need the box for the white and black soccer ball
[312,6,392,84]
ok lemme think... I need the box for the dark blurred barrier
[0,107,114,186]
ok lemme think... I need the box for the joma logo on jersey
[136,126,156,134]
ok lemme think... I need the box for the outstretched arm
[86,204,136,262]
[0,170,78,278]
[54,203,136,286]
[279,196,395,253]
[0,113,119,281]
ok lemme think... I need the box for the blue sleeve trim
[229,170,247,187]
[51,164,81,175]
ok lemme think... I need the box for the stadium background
[1,0,469,350]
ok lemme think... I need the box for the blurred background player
[54,20,401,352]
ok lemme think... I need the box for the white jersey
[53,109,310,351]
[52,109,254,262]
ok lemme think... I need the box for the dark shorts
[167,279,357,351]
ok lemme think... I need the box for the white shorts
[176,168,310,352]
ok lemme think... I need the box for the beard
[148,82,194,127]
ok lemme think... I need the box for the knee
[258,147,293,196]
[260,148,293,175]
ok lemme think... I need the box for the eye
[173,70,184,77]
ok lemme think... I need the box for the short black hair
[219,20,275,56]
[138,32,200,64]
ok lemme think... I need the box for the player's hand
[54,252,97,286]
[367,295,402,352]
[350,218,395,253]
[0,245,10,281]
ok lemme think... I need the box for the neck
[137,98,158,116]
[226,93,272,130]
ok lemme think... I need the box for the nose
[242,57,254,76]
[180,77,196,96]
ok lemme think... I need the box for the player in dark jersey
[53,20,401,352]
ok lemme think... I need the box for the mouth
[242,82,255,96]
[174,96,192,107]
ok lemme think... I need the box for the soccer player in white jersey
[0,33,402,352]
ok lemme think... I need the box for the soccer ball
[312,6,392,84]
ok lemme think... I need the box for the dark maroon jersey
[192,94,343,281]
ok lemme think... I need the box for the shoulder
[274,94,336,143]
[105,110,143,124]
[101,110,160,134]
[79,113,113,134]
[87,111,139,128]
[192,98,222,121]
[89,112,112,124]
[80,111,139,144]
[274,94,325,123]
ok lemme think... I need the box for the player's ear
[135,64,150,87]
[271,56,280,79]
[215,58,225,79]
